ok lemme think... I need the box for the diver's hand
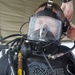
[67,22,75,40]
[61,0,73,21]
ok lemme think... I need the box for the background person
[61,0,73,21]
[61,0,75,40]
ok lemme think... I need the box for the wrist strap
[62,0,71,3]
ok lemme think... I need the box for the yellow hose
[18,52,23,75]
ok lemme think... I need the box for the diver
[0,1,75,75]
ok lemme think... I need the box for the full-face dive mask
[27,8,62,45]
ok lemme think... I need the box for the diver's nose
[40,24,48,38]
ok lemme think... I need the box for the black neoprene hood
[33,8,62,21]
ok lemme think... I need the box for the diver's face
[34,16,58,36]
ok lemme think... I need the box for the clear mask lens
[28,16,62,42]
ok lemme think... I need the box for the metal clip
[47,0,53,7]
